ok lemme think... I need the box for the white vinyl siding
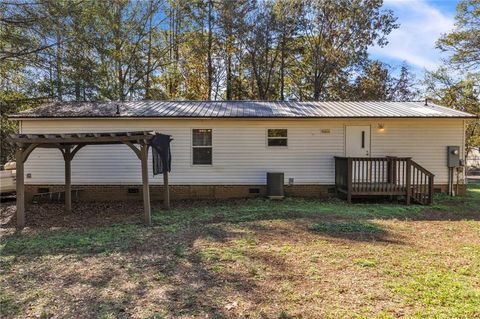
[20,118,464,185]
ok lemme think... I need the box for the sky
[369,0,459,77]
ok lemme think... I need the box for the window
[192,129,212,165]
[267,129,288,147]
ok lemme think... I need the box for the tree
[392,62,419,102]
[353,60,394,101]
[217,0,252,100]
[429,0,480,157]
[424,69,480,156]
[437,0,480,72]
[291,0,397,101]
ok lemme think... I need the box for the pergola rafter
[9,131,170,229]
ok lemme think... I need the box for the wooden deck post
[428,175,434,205]
[64,147,72,213]
[15,146,25,229]
[140,143,151,226]
[163,171,170,209]
[405,158,412,205]
[346,158,353,203]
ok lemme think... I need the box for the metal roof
[10,100,477,119]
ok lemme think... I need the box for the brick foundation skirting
[24,183,465,203]
[25,184,336,202]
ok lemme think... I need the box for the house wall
[20,118,465,188]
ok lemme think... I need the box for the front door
[345,125,371,157]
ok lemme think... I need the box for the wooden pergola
[9,131,170,229]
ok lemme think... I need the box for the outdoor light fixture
[377,123,385,131]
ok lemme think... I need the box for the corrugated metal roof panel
[10,100,477,119]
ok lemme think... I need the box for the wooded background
[1,0,479,163]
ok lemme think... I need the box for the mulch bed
[0,200,165,231]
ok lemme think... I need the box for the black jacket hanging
[151,133,172,175]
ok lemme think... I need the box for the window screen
[267,129,288,147]
[192,129,212,165]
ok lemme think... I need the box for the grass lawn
[1,186,479,318]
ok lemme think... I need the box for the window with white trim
[192,129,212,165]
[267,129,288,147]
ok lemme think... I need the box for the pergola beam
[10,131,156,145]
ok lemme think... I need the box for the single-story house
[10,100,477,203]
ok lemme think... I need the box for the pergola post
[163,171,170,209]
[15,146,25,229]
[140,143,151,226]
[64,146,72,213]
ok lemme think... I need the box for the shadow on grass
[1,186,479,317]
[3,185,480,256]
[307,220,398,243]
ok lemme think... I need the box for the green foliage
[0,93,45,164]
[437,0,480,72]
[424,69,480,151]
[289,0,398,101]
[0,0,401,104]
[430,0,480,153]
[352,60,394,101]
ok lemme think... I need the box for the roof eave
[9,115,479,120]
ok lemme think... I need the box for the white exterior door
[345,125,371,157]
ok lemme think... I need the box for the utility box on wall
[447,146,460,168]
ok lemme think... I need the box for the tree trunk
[313,73,321,101]
[56,31,63,101]
[207,0,213,100]
[145,11,153,99]
[280,37,285,101]
[75,81,81,101]
[114,4,124,100]
[226,51,232,100]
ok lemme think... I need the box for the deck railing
[334,156,435,205]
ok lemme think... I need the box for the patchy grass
[0,185,479,318]
[1,224,146,255]
[153,197,426,233]
[309,221,385,235]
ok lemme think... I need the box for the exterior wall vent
[127,188,140,195]
[249,188,260,194]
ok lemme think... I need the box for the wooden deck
[335,157,435,205]
[337,182,406,195]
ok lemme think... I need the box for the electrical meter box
[447,146,460,168]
